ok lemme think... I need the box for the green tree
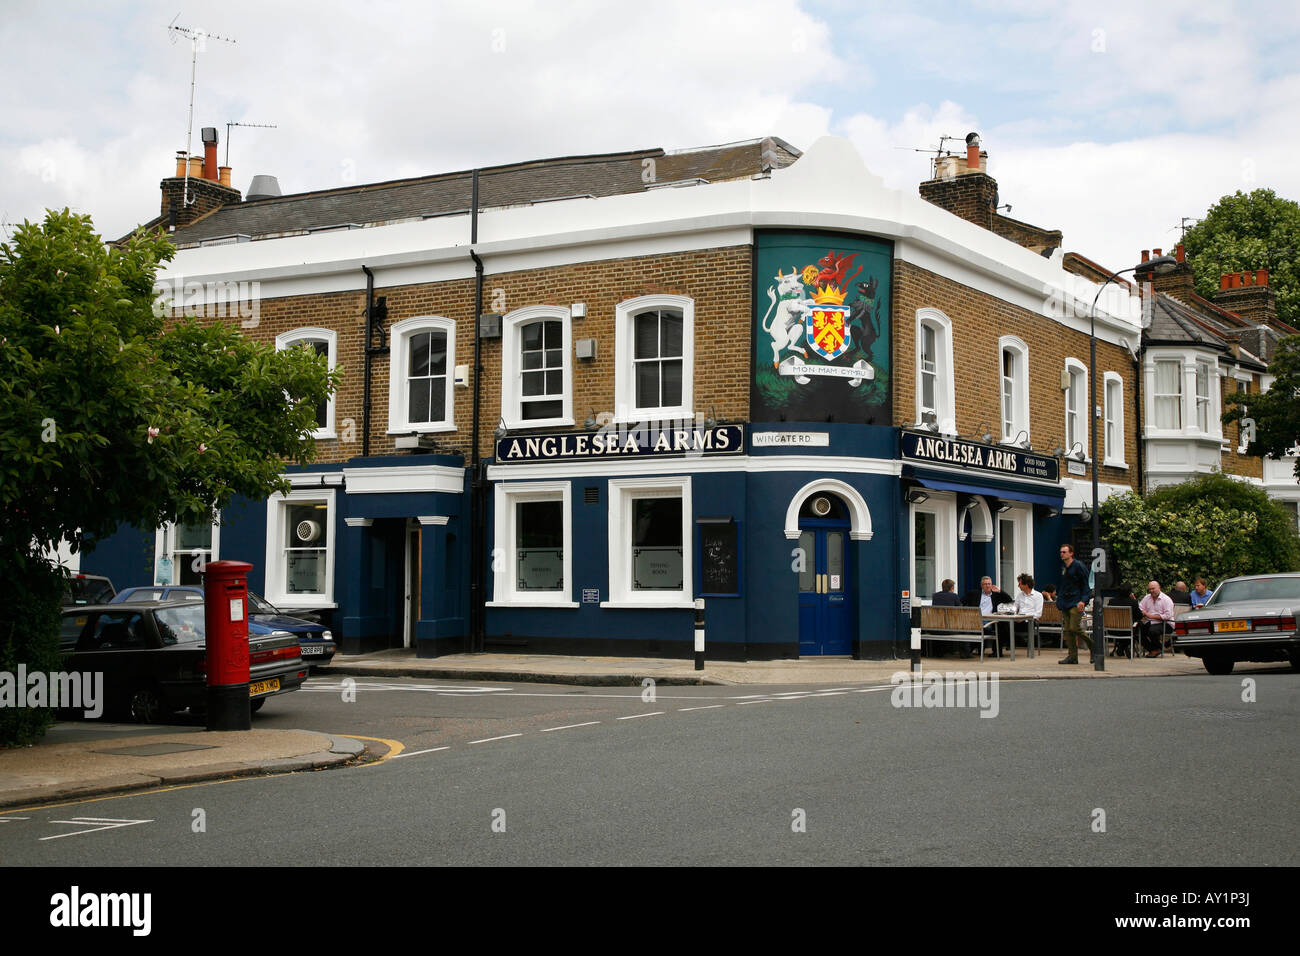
[1180,188,1300,328]
[1100,473,1300,591]
[0,209,338,745]
[1223,334,1300,479]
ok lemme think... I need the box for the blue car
[111,586,337,667]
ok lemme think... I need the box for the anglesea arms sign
[900,430,1059,482]
[496,424,745,464]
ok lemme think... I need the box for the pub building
[81,131,1150,661]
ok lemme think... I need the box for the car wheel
[1289,649,1300,672]
[128,684,173,724]
[1203,654,1235,675]
[250,699,266,713]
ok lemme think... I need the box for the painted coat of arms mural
[752,231,892,423]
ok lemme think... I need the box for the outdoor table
[980,613,1039,660]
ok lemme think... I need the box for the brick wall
[892,259,1140,489]
[1218,371,1264,479]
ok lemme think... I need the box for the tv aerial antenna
[225,121,278,169]
[167,14,235,206]
[893,134,961,178]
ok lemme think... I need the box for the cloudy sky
[3,0,1298,271]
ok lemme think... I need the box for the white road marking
[41,818,153,841]
[808,691,849,696]
[738,698,782,705]
[678,705,725,711]
[469,733,523,744]
[616,712,664,720]
[541,721,601,732]
[392,747,451,759]
[0,817,31,823]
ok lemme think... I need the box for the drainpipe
[1135,335,1146,494]
[362,265,375,458]
[469,170,486,654]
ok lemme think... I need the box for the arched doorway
[796,492,853,655]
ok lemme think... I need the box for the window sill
[387,424,457,435]
[1102,459,1129,470]
[613,409,695,426]
[266,597,337,610]
[312,430,337,441]
[600,599,695,609]
[486,600,579,609]
[501,417,575,431]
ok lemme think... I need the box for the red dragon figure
[814,251,862,290]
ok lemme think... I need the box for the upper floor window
[1103,371,1125,467]
[1195,359,1214,433]
[998,336,1030,444]
[1153,359,1182,430]
[615,295,693,423]
[1064,358,1088,459]
[915,308,955,434]
[388,316,455,434]
[501,306,572,429]
[276,328,337,440]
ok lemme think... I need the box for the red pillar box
[203,560,254,731]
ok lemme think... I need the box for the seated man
[1138,580,1176,657]
[931,579,962,606]
[963,575,1013,656]
[1190,577,1214,608]
[1011,572,1044,649]
[1170,580,1192,605]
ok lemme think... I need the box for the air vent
[584,487,599,504]
[296,519,322,543]
[811,496,832,517]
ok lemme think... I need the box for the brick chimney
[1215,267,1278,328]
[1146,243,1196,301]
[159,127,240,231]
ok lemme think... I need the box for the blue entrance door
[797,522,852,655]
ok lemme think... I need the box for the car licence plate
[1215,620,1248,632]
[249,678,281,697]
[300,645,325,655]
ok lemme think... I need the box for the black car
[1174,573,1300,674]
[60,601,308,723]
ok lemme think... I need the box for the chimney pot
[1229,273,1241,288]
[187,155,203,178]
[1141,250,1150,263]
[966,142,981,172]
[1153,248,1162,258]
[219,166,232,188]
[175,151,188,178]
[1176,243,1185,263]
[1220,274,1231,290]
[1257,268,1269,286]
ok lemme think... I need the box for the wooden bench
[918,606,999,661]
[1037,603,1063,648]
[1103,605,1137,660]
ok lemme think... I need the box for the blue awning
[909,475,1065,507]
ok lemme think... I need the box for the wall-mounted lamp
[996,500,1014,513]
[493,416,508,441]
[975,421,993,443]
[906,489,930,505]
[1010,430,1029,449]
[584,408,598,430]
[919,410,938,431]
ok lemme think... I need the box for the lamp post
[1087,255,1177,670]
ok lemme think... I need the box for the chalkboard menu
[699,522,739,595]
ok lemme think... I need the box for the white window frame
[388,316,456,434]
[501,306,573,430]
[489,481,575,607]
[1150,356,1184,432]
[614,294,694,424]
[997,335,1030,445]
[1064,357,1089,461]
[263,487,336,609]
[153,517,220,586]
[995,503,1033,594]
[275,327,337,440]
[602,476,693,608]
[915,308,956,435]
[910,492,957,603]
[1103,371,1127,468]
[1194,358,1218,436]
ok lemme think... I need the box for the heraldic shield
[807,304,852,361]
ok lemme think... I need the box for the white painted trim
[492,481,573,606]
[1102,371,1126,468]
[343,517,373,528]
[607,475,692,605]
[782,479,874,541]
[275,327,337,440]
[153,518,221,586]
[501,305,574,430]
[909,493,957,600]
[287,471,345,487]
[1058,478,1132,511]
[417,515,450,526]
[487,453,903,481]
[388,315,456,435]
[614,294,694,424]
[487,601,580,609]
[343,465,465,494]
[915,308,956,435]
[1064,357,1089,460]
[995,504,1033,593]
[264,487,337,608]
[962,495,994,544]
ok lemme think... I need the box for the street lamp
[1087,254,1177,670]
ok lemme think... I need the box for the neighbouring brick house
[82,130,1294,660]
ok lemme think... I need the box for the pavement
[0,644,1259,811]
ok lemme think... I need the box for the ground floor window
[264,488,336,607]
[491,481,573,606]
[154,518,219,586]
[604,476,692,607]
[909,493,956,601]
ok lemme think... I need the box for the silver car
[1174,573,1300,674]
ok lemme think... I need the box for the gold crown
[811,284,847,305]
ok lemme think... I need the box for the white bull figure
[761,268,812,368]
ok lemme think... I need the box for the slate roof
[169,137,802,247]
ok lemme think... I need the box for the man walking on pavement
[1058,543,1092,664]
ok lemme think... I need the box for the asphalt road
[2,672,1295,866]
